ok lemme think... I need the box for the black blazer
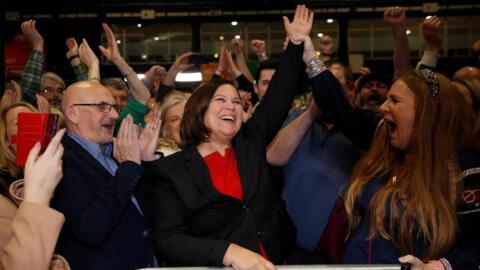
[52,135,155,270]
[150,43,304,266]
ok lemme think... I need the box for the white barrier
[139,265,403,270]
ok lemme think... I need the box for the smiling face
[165,102,185,145]
[39,78,65,109]
[203,84,243,144]
[379,79,416,151]
[64,82,119,145]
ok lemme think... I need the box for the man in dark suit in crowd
[52,80,157,270]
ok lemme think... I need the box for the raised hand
[98,23,122,63]
[113,115,141,165]
[421,16,442,52]
[383,7,406,28]
[171,51,195,73]
[144,65,167,83]
[474,39,480,53]
[319,35,333,55]
[163,51,195,86]
[239,91,253,122]
[36,94,51,113]
[225,48,241,77]
[1,91,17,108]
[20,19,44,51]
[283,5,314,45]
[231,37,244,55]
[23,128,66,206]
[216,44,228,74]
[78,38,100,70]
[65,37,79,59]
[139,110,161,161]
[11,80,22,101]
[359,67,371,76]
[251,39,267,55]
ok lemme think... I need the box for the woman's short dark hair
[180,79,236,146]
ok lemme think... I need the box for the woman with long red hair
[308,46,471,268]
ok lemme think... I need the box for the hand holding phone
[16,112,60,166]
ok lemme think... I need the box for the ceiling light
[406,29,412,35]
[317,33,324,38]
[231,21,238,26]
[137,23,142,28]
[116,40,121,44]
[154,36,160,41]
[326,18,334,23]
[219,36,224,40]
[175,71,203,82]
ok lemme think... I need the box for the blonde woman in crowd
[156,91,189,157]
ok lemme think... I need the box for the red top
[203,147,243,200]
[203,147,269,260]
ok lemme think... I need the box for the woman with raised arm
[1,129,69,269]
[306,21,471,269]
[150,5,314,269]
[0,102,37,186]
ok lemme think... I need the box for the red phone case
[16,112,60,166]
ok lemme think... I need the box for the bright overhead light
[214,53,219,58]
[326,18,334,23]
[116,40,121,44]
[137,23,142,28]
[426,15,432,19]
[317,33,324,38]
[235,35,241,39]
[406,29,412,35]
[141,54,147,59]
[154,36,160,41]
[219,36,224,40]
[175,71,203,82]
[231,21,238,26]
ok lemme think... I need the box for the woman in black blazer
[150,5,318,269]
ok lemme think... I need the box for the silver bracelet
[438,258,452,270]
[305,56,327,78]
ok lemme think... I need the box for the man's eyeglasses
[72,102,120,113]
[38,87,65,95]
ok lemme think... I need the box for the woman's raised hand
[283,5,314,45]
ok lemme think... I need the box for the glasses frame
[72,102,120,113]
[38,87,65,95]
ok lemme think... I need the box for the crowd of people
[1,4,479,270]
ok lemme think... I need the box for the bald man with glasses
[51,80,159,270]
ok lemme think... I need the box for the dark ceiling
[4,0,480,13]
